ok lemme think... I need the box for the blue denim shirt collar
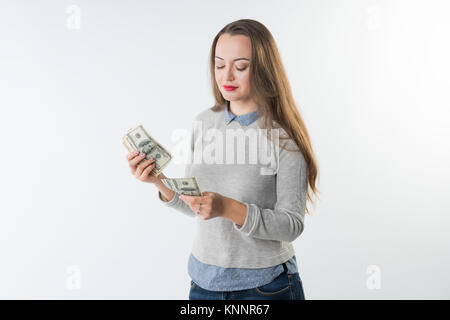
[224,101,261,126]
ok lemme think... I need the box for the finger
[135,158,155,177]
[190,197,206,205]
[127,151,140,160]
[128,152,144,172]
[180,194,195,199]
[179,194,193,201]
[181,196,202,206]
[183,195,203,201]
[129,153,145,166]
[180,197,193,205]
[185,198,200,208]
[131,152,148,166]
[129,156,146,173]
[140,162,156,178]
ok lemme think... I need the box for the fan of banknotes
[123,124,202,196]
[161,177,202,196]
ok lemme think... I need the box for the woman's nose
[226,66,234,81]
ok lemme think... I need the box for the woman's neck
[229,99,259,116]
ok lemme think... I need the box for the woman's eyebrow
[215,56,250,62]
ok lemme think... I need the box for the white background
[1,0,449,299]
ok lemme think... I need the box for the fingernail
[134,151,139,155]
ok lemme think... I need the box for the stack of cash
[161,177,202,196]
[123,124,172,176]
[123,124,202,196]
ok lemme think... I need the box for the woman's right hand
[127,151,162,184]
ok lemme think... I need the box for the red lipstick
[223,85,238,91]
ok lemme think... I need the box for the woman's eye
[215,66,247,71]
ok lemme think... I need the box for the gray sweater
[158,105,308,268]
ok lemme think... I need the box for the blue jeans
[189,270,305,300]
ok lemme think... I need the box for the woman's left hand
[179,191,228,220]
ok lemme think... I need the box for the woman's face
[214,33,252,102]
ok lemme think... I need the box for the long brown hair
[209,19,320,214]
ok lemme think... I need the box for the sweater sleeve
[233,138,308,242]
[157,123,197,218]
[157,187,196,217]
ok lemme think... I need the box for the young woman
[127,19,319,300]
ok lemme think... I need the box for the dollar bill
[161,177,202,196]
[123,124,172,176]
